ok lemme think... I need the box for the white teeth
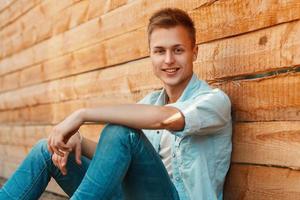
[164,68,178,73]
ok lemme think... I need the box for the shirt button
[175,177,180,181]
[172,153,176,157]
[156,131,160,134]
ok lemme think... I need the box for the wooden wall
[0,0,299,198]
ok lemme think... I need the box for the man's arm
[48,104,184,158]
[78,104,185,131]
[78,104,184,159]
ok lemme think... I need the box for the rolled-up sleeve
[167,89,231,137]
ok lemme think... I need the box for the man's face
[149,26,197,89]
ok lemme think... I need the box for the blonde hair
[147,8,196,47]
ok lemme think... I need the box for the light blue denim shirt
[138,74,232,200]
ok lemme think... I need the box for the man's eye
[154,49,165,54]
[174,48,184,54]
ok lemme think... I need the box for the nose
[164,50,175,64]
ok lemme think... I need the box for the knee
[33,138,48,150]
[100,124,141,142]
[30,139,51,160]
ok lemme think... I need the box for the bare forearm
[78,104,184,158]
[78,104,184,131]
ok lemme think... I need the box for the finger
[51,140,67,157]
[57,155,65,175]
[49,145,55,155]
[52,154,59,168]
[52,146,65,157]
[57,141,72,152]
[75,144,82,165]
[48,138,63,157]
[61,152,69,175]
[57,156,67,176]
[47,137,54,154]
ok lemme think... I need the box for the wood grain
[1,0,299,80]
[0,0,196,66]
[0,0,130,60]
[1,18,300,103]
[0,0,16,13]
[2,14,300,94]
[0,72,299,124]
[217,73,300,122]
[224,164,300,200]
[232,121,300,169]
[2,121,300,170]
[0,124,102,147]
[0,0,41,29]
[0,57,158,110]
[195,19,300,81]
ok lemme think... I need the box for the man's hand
[47,109,84,156]
[51,132,82,175]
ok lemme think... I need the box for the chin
[162,78,182,87]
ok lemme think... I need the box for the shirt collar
[154,73,201,106]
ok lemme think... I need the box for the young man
[0,8,232,200]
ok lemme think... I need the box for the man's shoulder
[187,78,231,106]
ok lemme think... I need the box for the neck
[165,75,192,104]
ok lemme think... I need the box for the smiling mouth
[162,68,180,73]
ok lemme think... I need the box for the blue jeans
[0,124,179,200]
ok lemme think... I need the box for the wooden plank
[0,0,74,59]
[224,164,300,200]
[1,71,20,92]
[13,18,300,93]
[191,0,300,44]
[0,126,48,147]
[0,58,158,110]
[232,121,300,169]
[2,10,300,94]
[0,152,67,196]
[217,73,300,121]
[0,124,102,146]
[0,0,41,29]
[0,27,149,93]
[0,144,29,160]
[1,161,23,182]
[86,0,128,21]
[2,0,299,78]
[0,0,130,60]
[195,19,300,81]
[0,72,298,124]
[3,129,300,198]
[2,121,300,170]
[0,0,16,13]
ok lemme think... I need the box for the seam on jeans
[88,125,129,199]
[130,129,143,154]
[2,187,18,200]
[86,164,126,200]
[85,174,111,199]
[19,157,52,200]
[156,162,178,199]
[85,174,103,187]
[133,132,177,199]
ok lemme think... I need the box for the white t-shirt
[159,129,175,178]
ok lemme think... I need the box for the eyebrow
[152,44,184,49]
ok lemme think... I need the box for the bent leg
[72,124,179,200]
[0,139,90,199]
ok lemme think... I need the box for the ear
[193,46,198,61]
